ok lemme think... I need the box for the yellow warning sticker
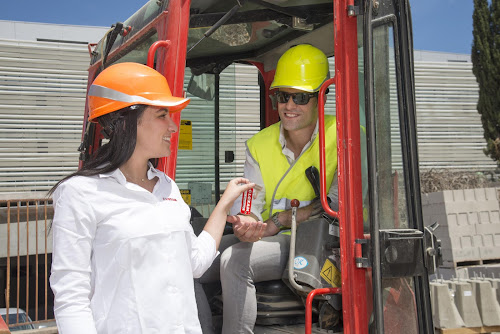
[179,120,192,150]
[320,259,341,287]
[180,189,191,205]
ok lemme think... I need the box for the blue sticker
[294,256,308,270]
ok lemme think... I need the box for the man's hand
[227,214,267,242]
[309,198,324,220]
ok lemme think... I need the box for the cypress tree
[472,0,500,164]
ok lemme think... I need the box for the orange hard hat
[87,62,190,121]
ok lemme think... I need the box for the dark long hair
[48,104,152,196]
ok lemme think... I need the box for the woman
[49,63,261,334]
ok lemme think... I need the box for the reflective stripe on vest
[247,115,337,221]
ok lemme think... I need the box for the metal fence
[0,198,54,329]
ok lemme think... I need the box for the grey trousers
[195,233,290,334]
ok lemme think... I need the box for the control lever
[305,166,321,198]
[288,199,309,293]
[306,166,336,226]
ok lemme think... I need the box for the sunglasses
[275,91,319,105]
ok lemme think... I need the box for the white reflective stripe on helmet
[272,197,313,211]
[88,84,188,107]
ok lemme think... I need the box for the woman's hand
[218,177,255,211]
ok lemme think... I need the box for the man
[219,44,339,333]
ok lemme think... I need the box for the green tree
[472,0,500,164]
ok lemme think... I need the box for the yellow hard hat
[270,44,329,93]
[87,62,190,121]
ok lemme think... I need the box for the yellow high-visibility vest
[247,115,338,222]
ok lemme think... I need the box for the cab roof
[91,0,335,74]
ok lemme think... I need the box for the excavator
[78,0,442,332]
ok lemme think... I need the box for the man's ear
[322,87,329,106]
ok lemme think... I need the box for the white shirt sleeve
[189,230,219,278]
[229,146,266,221]
[50,180,98,334]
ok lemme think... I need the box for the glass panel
[176,65,260,217]
[372,24,408,230]
[187,21,289,59]
[357,15,370,232]
[92,0,164,62]
[112,31,158,65]
[373,23,418,334]
[218,65,237,188]
[176,67,217,217]
[382,277,419,334]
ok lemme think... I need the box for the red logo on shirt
[163,198,177,201]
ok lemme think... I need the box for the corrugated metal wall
[414,61,491,169]
[0,37,495,194]
[0,39,88,193]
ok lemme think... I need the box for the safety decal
[179,120,193,150]
[180,189,191,205]
[320,259,341,287]
[294,256,308,269]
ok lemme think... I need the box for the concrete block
[470,280,500,326]
[464,189,476,202]
[438,236,460,250]
[446,222,476,237]
[485,187,499,201]
[457,212,470,226]
[442,247,481,265]
[491,210,500,223]
[422,205,447,224]
[466,264,500,280]
[468,212,480,225]
[450,281,483,327]
[476,223,500,235]
[431,213,449,227]
[446,201,498,217]
[483,234,494,247]
[424,187,500,267]
[427,191,445,204]
[452,189,465,202]
[430,282,465,329]
[479,246,500,260]
[479,210,500,223]
[445,202,472,215]
[462,236,475,248]
[473,235,484,248]
[474,188,487,202]
[447,214,458,227]
[421,193,429,205]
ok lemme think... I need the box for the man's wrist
[271,212,282,229]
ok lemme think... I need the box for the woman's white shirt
[50,166,218,334]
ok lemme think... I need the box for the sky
[2,0,475,55]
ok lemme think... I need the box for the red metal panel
[333,0,368,332]
[249,61,278,127]
[156,0,192,178]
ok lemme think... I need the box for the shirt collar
[278,120,319,150]
[98,161,161,185]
